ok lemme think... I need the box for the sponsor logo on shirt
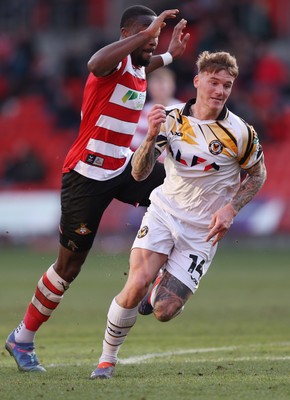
[86,154,104,167]
[122,90,138,103]
[110,84,146,111]
[121,89,146,110]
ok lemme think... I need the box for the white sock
[14,321,35,343]
[99,297,138,365]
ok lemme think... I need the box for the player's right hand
[147,104,166,140]
[146,9,179,38]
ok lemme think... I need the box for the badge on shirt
[209,140,223,155]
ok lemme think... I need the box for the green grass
[1,244,290,399]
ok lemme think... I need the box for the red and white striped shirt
[63,55,147,180]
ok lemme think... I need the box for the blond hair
[196,51,239,78]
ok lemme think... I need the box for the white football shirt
[151,99,263,228]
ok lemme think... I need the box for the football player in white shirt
[91,51,267,379]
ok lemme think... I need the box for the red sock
[23,265,70,331]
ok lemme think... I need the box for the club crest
[137,226,149,238]
[75,223,92,236]
[209,140,223,155]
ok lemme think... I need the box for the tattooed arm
[206,156,267,245]
[132,104,166,181]
[231,156,267,212]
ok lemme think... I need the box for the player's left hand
[206,204,238,246]
[167,19,190,59]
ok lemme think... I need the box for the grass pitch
[0,243,290,399]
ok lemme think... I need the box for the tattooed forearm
[131,138,160,181]
[231,157,267,213]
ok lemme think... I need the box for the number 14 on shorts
[188,254,205,286]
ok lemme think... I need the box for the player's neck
[190,103,219,121]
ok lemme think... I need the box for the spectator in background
[42,53,86,131]
[0,33,37,99]
[131,66,181,158]
[3,144,46,185]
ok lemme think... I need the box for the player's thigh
[129,248,168,285]
[132,205,174,255]
[116,160,165,207]
[124,206,173,294]
[59,171,114,252]
[166,246,216,294]
[165,223,217,294]
[117,248,167,306]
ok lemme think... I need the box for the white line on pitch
[44,355,290,368]
[120,355,290,365]
[2,342,290,368]
[48,342,290,367]
[119,343,290,364]
[119,345,239,364]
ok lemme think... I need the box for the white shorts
[132,203,217,293]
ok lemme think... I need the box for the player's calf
[153,298,184,322]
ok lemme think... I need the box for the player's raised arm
[88,9,180,77]
[146,18,190,74]
[132,104,166,181]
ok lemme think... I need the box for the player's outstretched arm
[131,104,166,181]
[206,157,267,246]
[88,9,179,77]
[146,18,190,74]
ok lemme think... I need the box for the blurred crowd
[0,0,289,187]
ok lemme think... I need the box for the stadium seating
[0,95,76,189]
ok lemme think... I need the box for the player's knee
[55,247,88,282]
[131,280,150,302]
[121,274,151,307]
[153,299,184,322]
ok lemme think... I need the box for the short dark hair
[120,5,156,29]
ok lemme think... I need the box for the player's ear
[120,27,129,39]
[193,75,199,88]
